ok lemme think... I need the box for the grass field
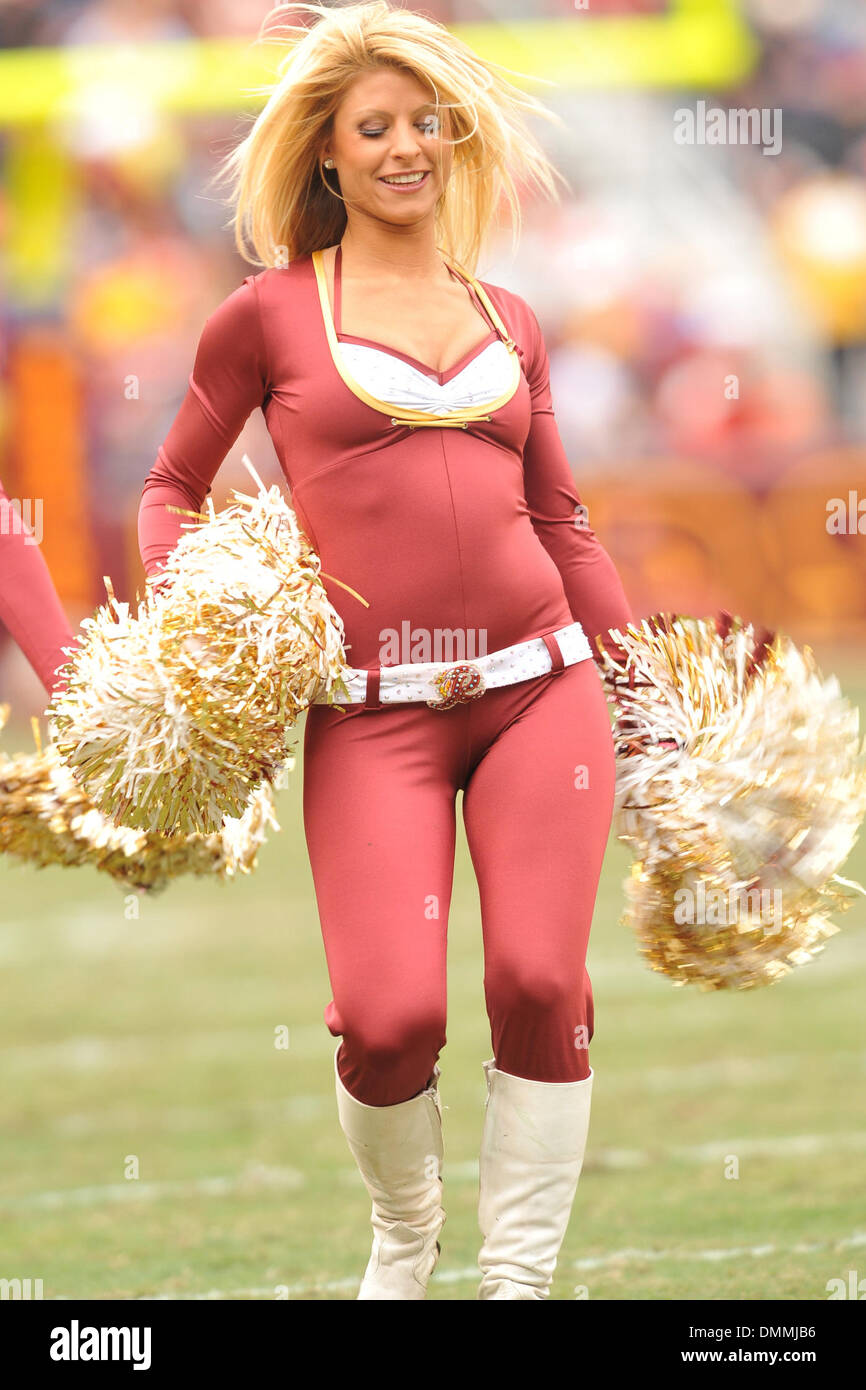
[1,654,865,1302]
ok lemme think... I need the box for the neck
[339,223,449,282]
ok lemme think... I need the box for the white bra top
[337,339,514,416]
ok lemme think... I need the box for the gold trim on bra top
[311,247,520,429]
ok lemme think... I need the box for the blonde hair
[213,0,569,274]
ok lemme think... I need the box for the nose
[386,116,427,160]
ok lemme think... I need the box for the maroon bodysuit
[138,249,633,1106]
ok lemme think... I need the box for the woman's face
[322,66,452,228]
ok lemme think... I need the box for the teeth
[382,172,426,184]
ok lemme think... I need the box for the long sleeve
[0,479,77,696]
[520,301,634,659]
[138,277,269,577]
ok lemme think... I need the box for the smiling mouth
[379,170,431,188]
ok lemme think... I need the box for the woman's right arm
[138,276,270,579]
[0,477,77,696]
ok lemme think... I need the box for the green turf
[1,657,864,1301]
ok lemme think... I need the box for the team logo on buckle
[427,662,486,710]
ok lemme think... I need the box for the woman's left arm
[519,299,634,661]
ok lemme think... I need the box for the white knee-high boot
[477,1058,593,1300]
[334,1045,446,1300]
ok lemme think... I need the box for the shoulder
[233,257,317,331]
[199,274,261,335]
[477,276,544,345]
[477,275,529,314]
[207,259,308,318]
[244,256,313,297]
[193,272,272,381]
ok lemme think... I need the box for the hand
[145,569,172,603]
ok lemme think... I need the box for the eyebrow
[352,103,437,118]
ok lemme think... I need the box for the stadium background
[1,0,864,1299]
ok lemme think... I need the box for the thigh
[302,702,464,1020]
[462,659,616,980]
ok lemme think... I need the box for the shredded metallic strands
[0,702,283,893]
[45,461,353,837]
[596,612,866,990]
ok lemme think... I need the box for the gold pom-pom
[596,612,866,989]
[0,704,282,893]
[46,457,358,836]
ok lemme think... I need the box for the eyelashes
[360,116,441,138]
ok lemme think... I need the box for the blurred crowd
[1,0,865,690]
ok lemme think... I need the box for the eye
[359,115,441,138]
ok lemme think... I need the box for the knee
[343,1001,447,1072]
[490,960,580,1023]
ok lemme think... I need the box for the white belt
[315,621,593,709]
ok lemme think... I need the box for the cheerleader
[0,477,75,697]
[138,1,634,1299]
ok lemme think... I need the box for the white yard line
[669,1132,866,1161]
[0,1164,304,1210]
[571,1230,866,1271]
[7,1131,866,1213]
[82,1229,866,1299]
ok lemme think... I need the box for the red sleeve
[519,300,634,660]
[0,480,77,696]
[138,276,269,577]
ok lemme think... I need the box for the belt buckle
[426,661,486,711]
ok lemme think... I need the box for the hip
[303,650,614,795]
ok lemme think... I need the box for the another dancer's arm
[519,301,634,661]
[0,478,77,696]
[138,279,269,578]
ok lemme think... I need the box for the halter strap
[333,243,509,350]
